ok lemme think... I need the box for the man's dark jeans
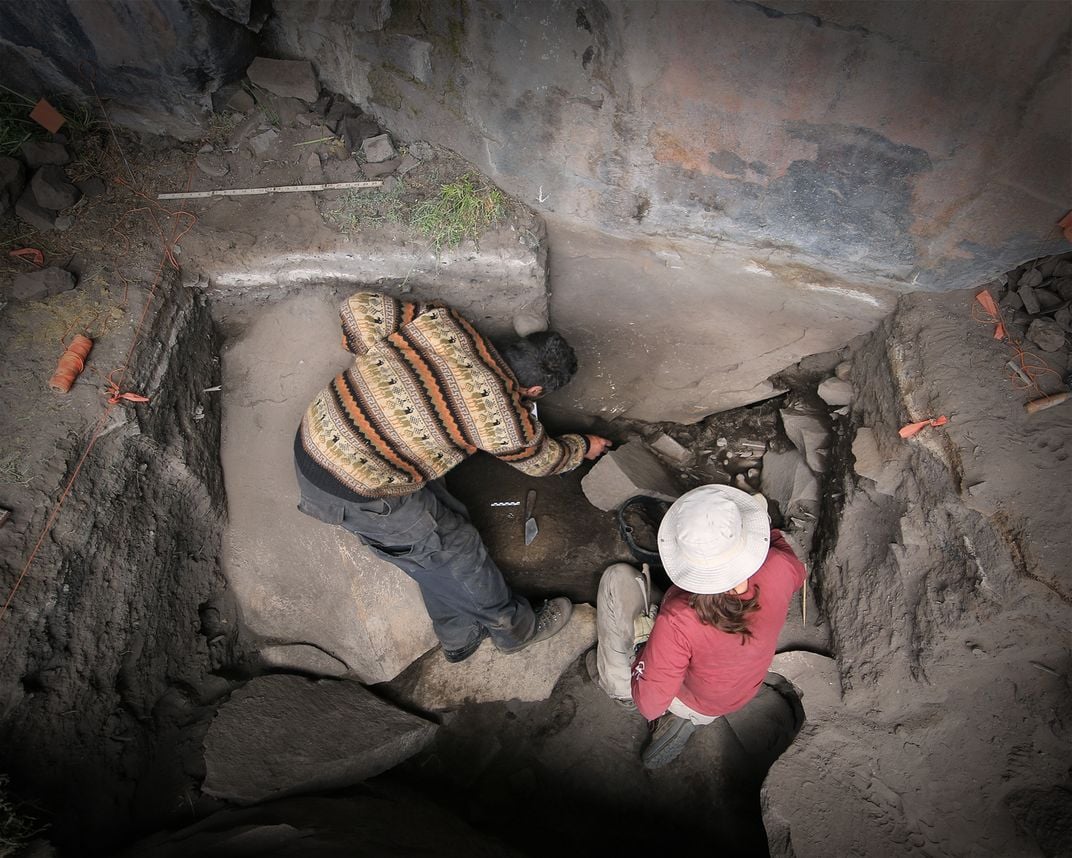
[294,465,536,653]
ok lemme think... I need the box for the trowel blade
[524,517,538,546]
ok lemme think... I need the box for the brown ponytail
[688,585,761,643]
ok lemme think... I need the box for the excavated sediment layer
[0,274,233,850]
[765,290,1072,857]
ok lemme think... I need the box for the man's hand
[584,435,613,460]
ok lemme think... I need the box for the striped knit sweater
[297,292,590,498]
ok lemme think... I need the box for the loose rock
[31,166,81,210]
[834,361,851,381]
[817,377,853,407]
[76,176,107,198]
[760,448,819,520]
[999,290,1024,311]
[11,267,77,302]
[649,433,691,464]
[1035,289,1063,312]
[14,188,57,231]
[581,438,681,511]
[1019,268,1043,290]
[226,87,256,113]
[0,156,26,216]
[1026,318,1067,352]
[246,57,319,103]
[195,154,230,178]
[1055,279,1072,302]
[249,129,279,155]
[20,140,70,168]
[1018,285,1041,315]
[1055,307,1072,333]
[779,409,830,474]
[360,158,401,178]
[396,153,421,175]
[511,311,546,337]
[362,133,397,163]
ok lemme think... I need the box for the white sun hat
[657,484,771,594]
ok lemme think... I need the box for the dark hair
[498,331,578,393]
[688,585,761,643]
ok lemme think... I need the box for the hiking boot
[584,648,638,712]
[443,626,489,663]
[497,597,572,654]
[641,713,696,769]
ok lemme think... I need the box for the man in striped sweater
[294,291,611,663]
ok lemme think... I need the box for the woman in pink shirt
[588,484,806,768]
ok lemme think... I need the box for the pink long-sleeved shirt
[630,530,806,721]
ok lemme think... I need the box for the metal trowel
[523,489,538,546]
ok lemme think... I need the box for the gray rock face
[31,165,81,210]
[851,427,900,496]
[407,603,597,709]
[581,439,681,512]
[202,674,437,805]
[20,140,70,168]
[0,156,26,216]
[11,267,76,302]
[258,643,348,677]
[246,57,319,103]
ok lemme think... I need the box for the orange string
[972,289,1061,400]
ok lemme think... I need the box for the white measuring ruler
[158,180,383,200]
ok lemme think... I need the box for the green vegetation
[332,178,408,230]
[409,174,505,253]
[0,775,45,857]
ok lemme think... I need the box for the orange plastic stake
[974,290,1006,340]
[49,335,93,393]
[898,415,949,439]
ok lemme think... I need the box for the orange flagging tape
[899,416,949,439]
[48,335,93,393]
[9,247,44,267]
[974,290,1006,340]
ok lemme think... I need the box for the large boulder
[202,674,437,805]
[581,439,681,512]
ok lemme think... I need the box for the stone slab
[407,603,597,710]
[246,57,319,103]
[581,438,681,511]
[779,410,831,474]
[219,294,439,684]
[258,643,348,677]
[760,448,819,519]
[202,674,437,805]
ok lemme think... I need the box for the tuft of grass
[331,179,407,230]
[0,85,41,157]
[408,174,505,254]
[0,774,46,857]
[205,112,239,148]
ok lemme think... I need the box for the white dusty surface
[218,292,438,683]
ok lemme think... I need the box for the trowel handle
[1024,392,1070,415]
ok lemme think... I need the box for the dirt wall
[0,276,231,852]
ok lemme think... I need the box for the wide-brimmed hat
[656,485,771,594]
